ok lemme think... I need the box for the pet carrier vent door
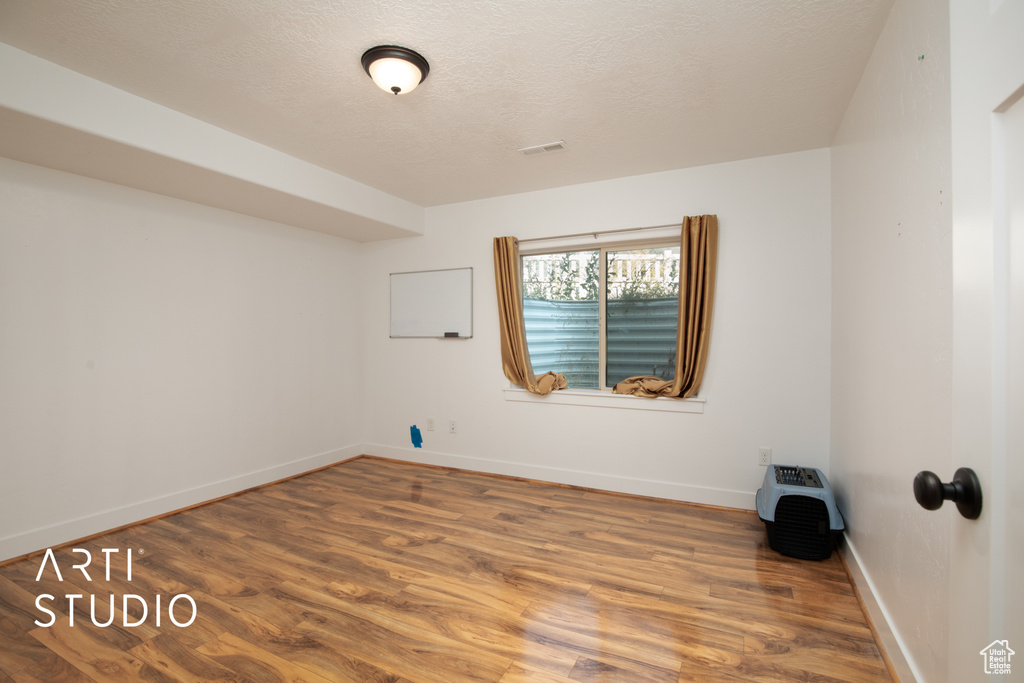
[773,495,832,560]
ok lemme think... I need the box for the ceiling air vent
[518,140,567,156]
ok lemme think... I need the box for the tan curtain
[613,215,719,399]
[493,236,567,395]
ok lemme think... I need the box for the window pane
[606,247,680,387]
[522,251,599,388]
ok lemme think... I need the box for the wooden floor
[0,457,891,682]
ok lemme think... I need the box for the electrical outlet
[758,447,772,467]
[449,420,457,434]
[427,418,435,431]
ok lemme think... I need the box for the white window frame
[503,386,705,413]
[511,227,705,412]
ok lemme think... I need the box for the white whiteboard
[390,267,473,338]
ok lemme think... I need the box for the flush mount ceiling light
[361,45,430,95]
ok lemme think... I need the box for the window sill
[503,387,704,413]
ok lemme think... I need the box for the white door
[949,0,1024,680]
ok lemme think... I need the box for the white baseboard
[362,443,757,510]
[0,445,363,563]
[840,536,919,683]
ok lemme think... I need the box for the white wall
[0,157,364,561]
[0,132,832,559]
[359,149,832,509]
[830,0,952,678]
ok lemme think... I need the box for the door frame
[949,0,1024,680]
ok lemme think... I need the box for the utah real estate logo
[980,640,1015,676]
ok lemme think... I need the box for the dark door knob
[913,468,983,519]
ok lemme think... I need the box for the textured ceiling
[0,0,892,207]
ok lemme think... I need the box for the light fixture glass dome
[367,57,422,94]
[361,46,429,95]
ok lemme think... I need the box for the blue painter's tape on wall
[410,425,423,448]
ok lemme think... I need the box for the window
[522,242,680,390]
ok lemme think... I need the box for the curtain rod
[517,222,681,245]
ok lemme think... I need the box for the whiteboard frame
[389,267,473,339]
